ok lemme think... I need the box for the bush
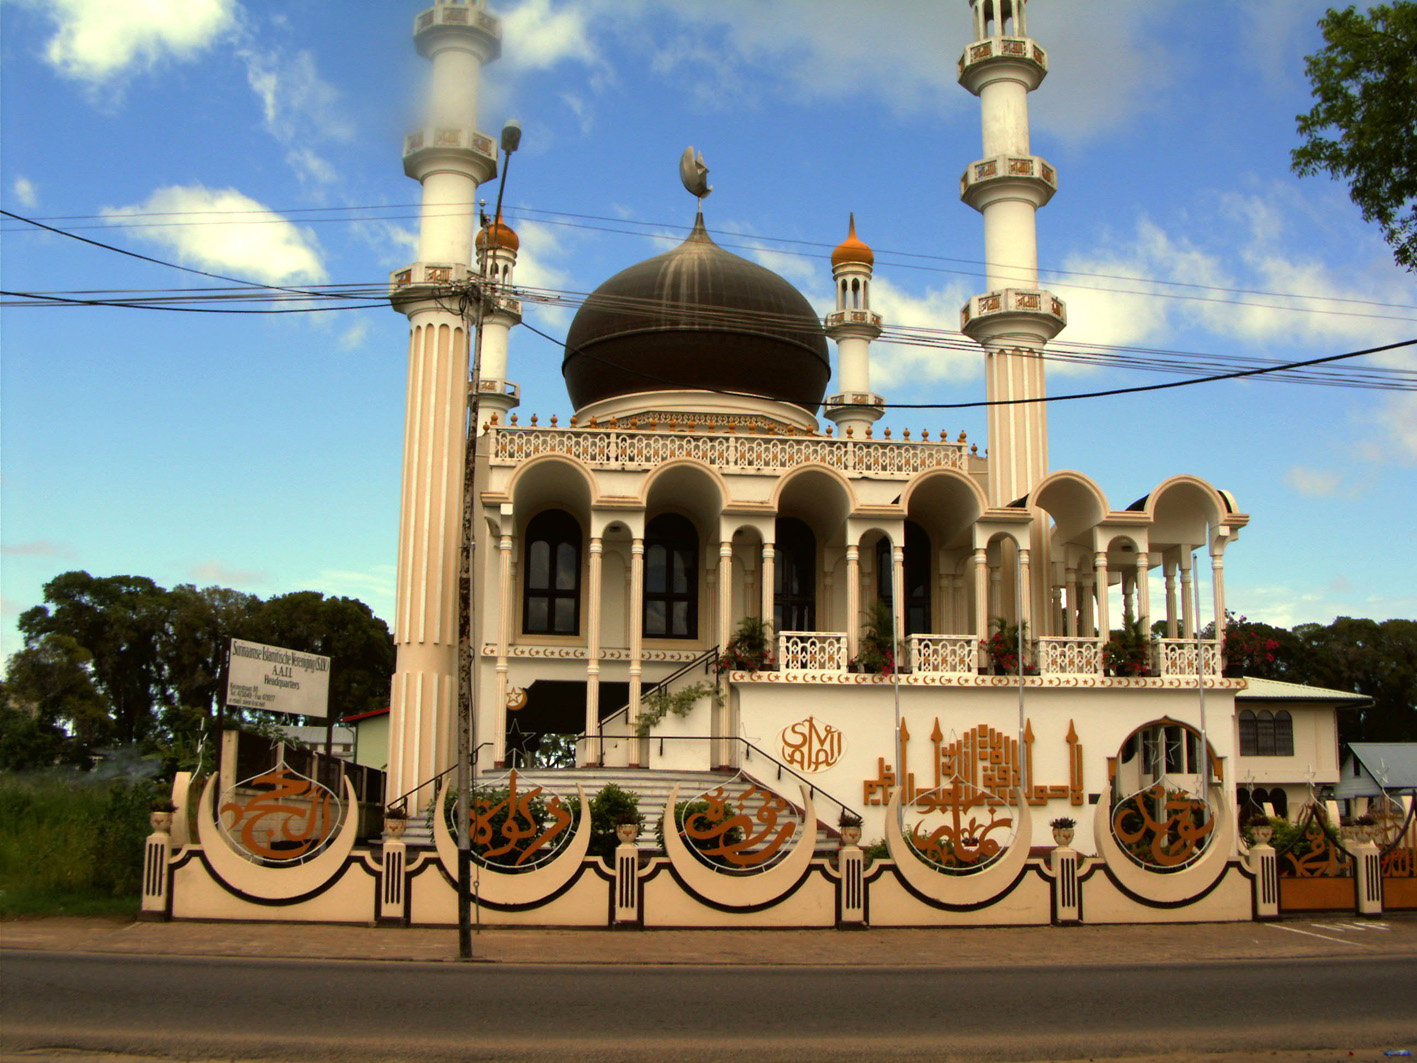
[588,783,642,863]
[0,772,157,916]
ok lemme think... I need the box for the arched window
[644,513,698,639]
[774,518,816,632]
[1255,710,1276,757]
[876,521,932,636]
[523,510,581,635]
[1274,710,1294,757]
[1239,710,1259,756]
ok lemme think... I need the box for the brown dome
[563,214,830,414]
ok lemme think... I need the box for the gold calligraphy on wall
[680,783,799,870]
[1278,804,1351,879]
[470,770,573,868]
[908,778,1013,871]
[862,719,1083,809]
[218,763,341,864]
[1111,782,1214,870]
[779,716,843,773]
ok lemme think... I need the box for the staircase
[397,765,840,854]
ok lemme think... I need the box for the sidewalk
[4,912,1416,967]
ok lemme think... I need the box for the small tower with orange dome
[475,210,522,426]
[823,214,885,438]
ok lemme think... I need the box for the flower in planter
[980,616,1028,674]
[852,601,898,674]
[717,616,774,673]
[1104,617,1153,677]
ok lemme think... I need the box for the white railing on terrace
[1156,638,1222,677]
[1036,637,1103,676]
[908,634,978,674]
[487,424,967,476]
[778,631,848,671]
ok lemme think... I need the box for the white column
[1212,551,1227,640]
[584,536,603,766]
[1017,547,1033,640]
[1094,551,1110,641]
[845,544,861,660]
[493,528,514,767]
[973,548,989,649]
[761,543,776,632]
[717,542,734,650]
[1136,551,1151,633]
[1179,554,1195,638]
[1079,569,1095,638]
[891,544,906,662]
[1164,559,1178,639]
[1065,563,1078,637]
[628,538,644,767]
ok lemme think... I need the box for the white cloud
[502,0,601,71]
[1,540,74,558]
[29,0,237,83]
[1372,392,1417,464]
[12,177,39,209]
[338,321,370,351]
[1284,466,1342,498]
[101,186,327,286]
[239,46,352,185]
[510,217,577,331]
[190,561,268,587]
[312,566,396,619]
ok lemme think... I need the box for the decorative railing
[487,425,967,476]
[1036,637,1103,676]
[1156,638,1222,677]
[778,631,848,671]
[908,634,978,674]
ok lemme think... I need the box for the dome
[831,213,873,269]
[476,211,518,252]
[563,214,830,415]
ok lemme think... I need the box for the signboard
[226,638,331,719]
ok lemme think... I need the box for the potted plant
[1049,816,1075,847]
[980,617,1029,675]
[614,813,641,846]
[851,600,897,675]
[717,615,774,673]
[150,799,177,834]
[1104,617,1153,677]
[384,804,408,839]
[1245,811,1274,847]
[838,810,863,847]
[1355,812,1377,843]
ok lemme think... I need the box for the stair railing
[581,645,720,765]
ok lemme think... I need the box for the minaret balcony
[824,308,883,335]
[403,125,498,184]
[960,154,1056,212]
[389,261,477,313]
[957,36,1047,93]
[824,392,885,414]
[414,4,501,61]
[960,288,1066,343]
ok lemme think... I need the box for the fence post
[1354,840,1384,917]
[613,825,641,926]
[1051,845,1081,925]
[838,830,866,927]
[138,813,173,921]
[379,837,409,926]
[1249,843,1280,921]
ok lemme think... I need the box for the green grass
[0,773,156,918]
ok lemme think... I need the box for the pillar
[584,536,603,766]
[628,537,644,767]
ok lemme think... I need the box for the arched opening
[876,521,932,636]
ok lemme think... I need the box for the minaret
[823,215,885,439]
[474,211,522,428]
[386,0,502,806]
[957,0,1065,505]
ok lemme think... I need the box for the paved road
[4,950,1416,1062]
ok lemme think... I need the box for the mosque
[146,0,1410,930]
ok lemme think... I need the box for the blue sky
[3,0,1414,661]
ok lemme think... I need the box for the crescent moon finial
[679,146,712,200]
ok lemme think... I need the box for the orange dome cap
[831,213,873,268]
[476,210,519,252]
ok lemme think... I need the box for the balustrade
[1036,637,1103,676]
[1156,638,1222,677]
[778,631,848,671]
[908,634,978,674]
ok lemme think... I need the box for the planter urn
[1051,826,1075,848]
[615,822,640,845]
[384,816,407,839]
[1249,823,1273,846]
[839,825,862,847]
[149,811,173,834]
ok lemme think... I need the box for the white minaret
[474,210,522,428]
[958,0,1065,505]
[824,214,885,439]
[386,0,502,806]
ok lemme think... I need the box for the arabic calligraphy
[1279,804,1350,879]
[780,716,843,773]
[1111,783,1214,870]
[218,762,341,864]
[680,783,799,870]
[908,778,1013,871]
[469,770,573,868]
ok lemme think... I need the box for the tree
[1292,3,1417,271]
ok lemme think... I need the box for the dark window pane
[528,541,550,590]
[554,598,575,631]
[1275,710,1294,756]
[527,599,548,631]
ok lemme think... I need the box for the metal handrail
[585,645,720,761]
[384,741,493,813]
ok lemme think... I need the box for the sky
[2,0,1414,662]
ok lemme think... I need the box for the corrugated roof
[1349,743,1417,790]
[1236,677,1372,704]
